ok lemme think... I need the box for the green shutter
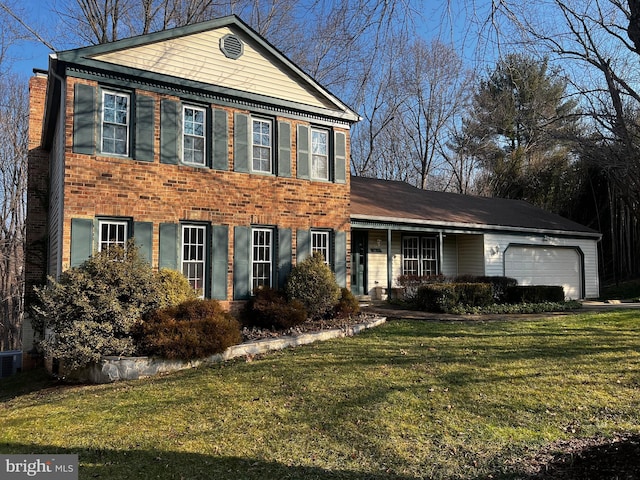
[210,225,228,300]
[296,229,311,263]
[297,125,310,179]
[234,113,250,173]
[278,121,291,177]
[334,230,347,288]
[73,84,95,155]
[159,223,178,270]
[213,108,229,170]
[277,228,292,289]
[133,221,153,264]
[70,218,94,267]
[334,131,346,184]
[160,99,179,164]
[233,226,251,300]
[135,95,155,162]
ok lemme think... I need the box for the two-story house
[26,15,360,311]
[26,14,602,336]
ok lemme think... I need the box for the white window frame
[252,118,273,173]
[311,127,329,181]
[182,105,207,166]
[98,220,128,252]
[402,236,438,276]
[182,224,207,298]
[251,228,273,291]
[421,237,438,276]
[101,90,130,156]
[312,230,330,265]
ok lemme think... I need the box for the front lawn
[1,310,639,479]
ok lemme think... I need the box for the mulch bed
[241,313,379,342]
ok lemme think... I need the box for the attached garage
[350,176,602,300]
[504,245,583,299]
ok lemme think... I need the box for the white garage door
[504,246,581,299]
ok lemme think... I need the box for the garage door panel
[505,246,581,299]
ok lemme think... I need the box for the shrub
[396,275,446,303]
[156,268,198,306]
[334,288,360,319]
[504,285,565,304]
[454,275,518,303]
[242,287,307,330]
[415,283,493,313]
[285,252,341,319]
[135,299,242,360]
[31,243,165,371]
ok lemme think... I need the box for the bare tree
[463,0,640,281]
[0,75,28,350]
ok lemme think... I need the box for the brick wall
[58,77,352,308]
[25,75,49,304]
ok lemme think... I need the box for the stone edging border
[72,316,387,384]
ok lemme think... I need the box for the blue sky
[5,0,488,79]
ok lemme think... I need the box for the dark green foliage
[31,243,166,371]
[334,288,360,319]
[242,287,307,330]
[504,285,565,304]
[285,252,341,319]
[135,299,242,360]
[454,275,518,303]
[415,283,494,313]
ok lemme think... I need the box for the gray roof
[350,176,600,238]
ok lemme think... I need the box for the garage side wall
[484,233,600,299]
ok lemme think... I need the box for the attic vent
[220,34,244,60]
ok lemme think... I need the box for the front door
[351,231,367,296]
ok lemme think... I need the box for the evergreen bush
[242,287,307,330]
[334,288,361,319]
[156,268,198,306]
[135,299,242,360]
[31,243,165,371]
[285,252,341,319]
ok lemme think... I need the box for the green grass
[2,310,640,479]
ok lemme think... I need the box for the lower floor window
[252,228,272,291]
[402,236,438,276]
[312,230,330,264]
[99,220,128,252]
[182,225,206,297]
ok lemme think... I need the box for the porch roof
[350,176,600,238]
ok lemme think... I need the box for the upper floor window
[312,230,330,265]
[183,105,206,166]
[182,224,207,297]
[251,228,273,291]
[311,128,329,180]
[101,90,130,155]
[98,220,128,252]
[252,118,272,173]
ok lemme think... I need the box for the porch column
[387,228,393,291]
[439,231,444,276]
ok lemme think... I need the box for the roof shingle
[350,176,599,237]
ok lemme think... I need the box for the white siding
[91,27,334,110]
[484,233,600,299]
[441,235,458,277]
[456,234,485,276]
